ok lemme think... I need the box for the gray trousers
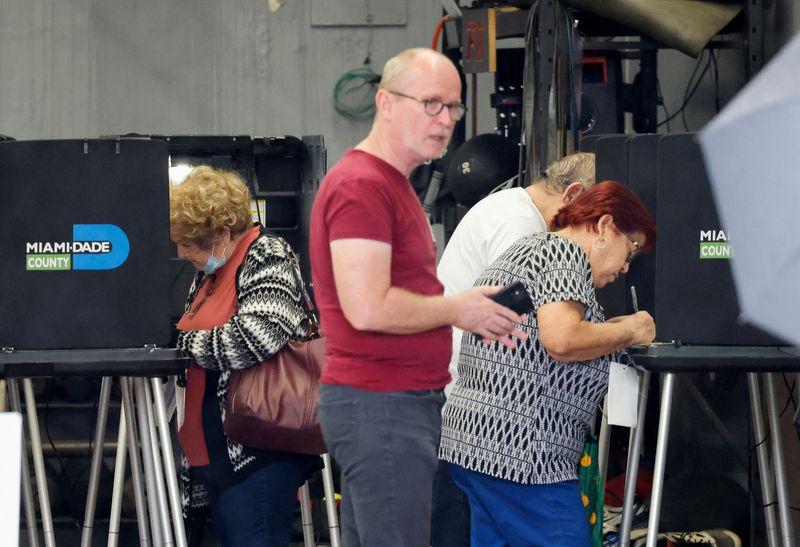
[318,384,445,547]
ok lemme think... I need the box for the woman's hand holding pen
[606,311,656,346]
[627,311,656,346]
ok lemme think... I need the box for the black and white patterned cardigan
[439,233,616,486]
[176,227,311,514]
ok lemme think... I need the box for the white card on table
[607,361,640,427]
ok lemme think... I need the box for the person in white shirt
[437,152,596,395]
[431,151,595,547]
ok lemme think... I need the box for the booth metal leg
[299,482,316,547]
[108,406,128,547]
[764,373,796,546]
[8,379,41,547]
[138,379,173,547]
[132,378,165,546]
[20,421,41,547]
[321,453,341,547]
[748,373,780,547]
[645,373,675,547]
[21,378,57,547]
[597,395,611,491]
[149,377,187,547]
[619,370,651,546]
[81,377,113,547]
[120,377,152,547]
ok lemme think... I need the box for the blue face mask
[201,239,229,275]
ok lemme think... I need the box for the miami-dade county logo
[699,229,731,259]
[26,224,130,271]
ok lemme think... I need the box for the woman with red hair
[438,180,656,546]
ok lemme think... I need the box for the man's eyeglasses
[622,231,641,264]
[386,90,467,121]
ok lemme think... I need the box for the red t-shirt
[309,149,451,391]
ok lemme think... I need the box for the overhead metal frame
[453,0,767,177]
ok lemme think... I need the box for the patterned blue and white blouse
[439,232,615,485]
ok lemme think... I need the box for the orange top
[175,226,260,466]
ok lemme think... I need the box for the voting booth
[0,138,172,351]
[583,132,786,346]
[582,133,799,546]
[0,136,338,547]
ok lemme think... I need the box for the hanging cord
[431,16,450,50]
[710,49,721,113]
[333,0,379,122]
[680,49,711,131]
[656,49,712,130]
[655,77,672,132]
[333,67,381,122]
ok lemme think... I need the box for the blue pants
[194,460,308,547]
[318,384,445,547]
[449,463,590,547]
[431,459,471,547]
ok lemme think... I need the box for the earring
[594,237,607,250]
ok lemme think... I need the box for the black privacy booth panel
[0,139,172,350]
[652,134,783,345]
[593,135,632,319]
[583,132,784,346]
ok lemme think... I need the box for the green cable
[333,67,380,122]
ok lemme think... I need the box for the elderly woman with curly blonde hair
[171,165,320,547]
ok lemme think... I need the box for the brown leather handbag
[224,242,327,455]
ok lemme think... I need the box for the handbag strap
[279,238,321,339]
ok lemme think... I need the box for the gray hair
[540,152,596,192]
[379,47,452,92]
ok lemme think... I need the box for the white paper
[0,412,22,547]
[607,361,640,428]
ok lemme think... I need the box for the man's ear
[375,89,393,119]
[561,181,586,205]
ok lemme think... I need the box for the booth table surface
[629,344,800,372]
[0,348,188,378]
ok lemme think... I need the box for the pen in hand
[629,286,640,351]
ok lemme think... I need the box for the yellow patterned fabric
[578,436,604,546]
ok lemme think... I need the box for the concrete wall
[3,1,796,162]
[0,0,443,165]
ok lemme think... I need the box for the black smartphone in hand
[490,281,533,315]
